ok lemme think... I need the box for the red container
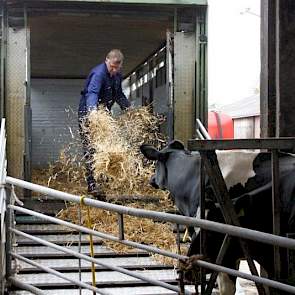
[208,111,234,139]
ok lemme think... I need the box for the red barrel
[208,111,234,139]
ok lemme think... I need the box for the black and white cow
[140,140,295,294]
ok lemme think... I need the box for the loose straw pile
[32,107,187,265]
[83,107,166,196]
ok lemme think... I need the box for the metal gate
[1,119,295,294]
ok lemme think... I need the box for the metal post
[5,186,12,280]
[204,235,232,295]
[78,206,82,295]
[23,3,32,195]
[176,224,185,295]
[0,2,7,120]
[200,160,206,294]
[0,3,4,120]
[118,213,124,240]
[166,30,174,141]
[200,150,265,295]
[271,149,281,282]
[195,7,208,130]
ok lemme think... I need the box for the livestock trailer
[0,0,207,186]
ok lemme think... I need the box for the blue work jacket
[78,62,130,117]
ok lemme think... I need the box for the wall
[233,115,260,139]
[31,79,83,168]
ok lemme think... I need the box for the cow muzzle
[149,176,159,189]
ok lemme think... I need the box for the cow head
[140,140,185,190]
[140,140,201,217]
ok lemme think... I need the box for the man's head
[105,49,124,76]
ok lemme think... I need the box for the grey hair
[106,49,124,63]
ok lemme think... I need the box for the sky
[208,0,261,106]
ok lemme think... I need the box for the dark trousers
[78,116,96,190]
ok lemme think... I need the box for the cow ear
[168,140,185,150]
[140,144,161,160]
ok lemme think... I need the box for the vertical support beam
[261,1,294,286]
[275,1,295,138]
[261,0,277,138]
[261,0,295,139]
[0,119,7,295]
[174,31,196,145]
[204,235,232,295]
[6,23,26,182]
[166,30,174,141]
[195,6,208,129]
[118,213,124,240]
[148,59,153,109]
[176,224,185,295]
[0,2,7,120]
[24,4,32,195]
[199,160,206,294]
[271,149,281,281]
[200,150,265,295]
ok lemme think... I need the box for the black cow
[140,140,295,294]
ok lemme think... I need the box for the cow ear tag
[168,140,185,150]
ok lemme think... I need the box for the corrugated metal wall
[31,79,83,167]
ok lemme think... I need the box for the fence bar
[9,206,295,293]
[6,181,295,250]
[197,260,295,294]
[8,205,295,293]
[10,252,109,295]
[8,215,295,294]
[196,129,204,140]
[5,189,12,279]
[10,228,187,294]
[9,276,46,295]
[118,213,124,240]
[10,205,186,260]
[188,138,295,151]
[196,119,211,140]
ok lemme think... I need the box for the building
[217,94,260,139]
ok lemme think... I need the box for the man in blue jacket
[78,49,130,199]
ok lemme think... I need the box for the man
[78,49,130,198]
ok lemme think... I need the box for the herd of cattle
[140,140,295,294]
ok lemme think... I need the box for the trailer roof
[7,1,207,78]
[9,0,207,5]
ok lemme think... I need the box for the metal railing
[1,118,295,294]
[194,118,295,294]
[0,118,6,294]
[4,177,295,294]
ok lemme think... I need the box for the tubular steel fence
[0,118,6,294]
[1,117,295,294]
